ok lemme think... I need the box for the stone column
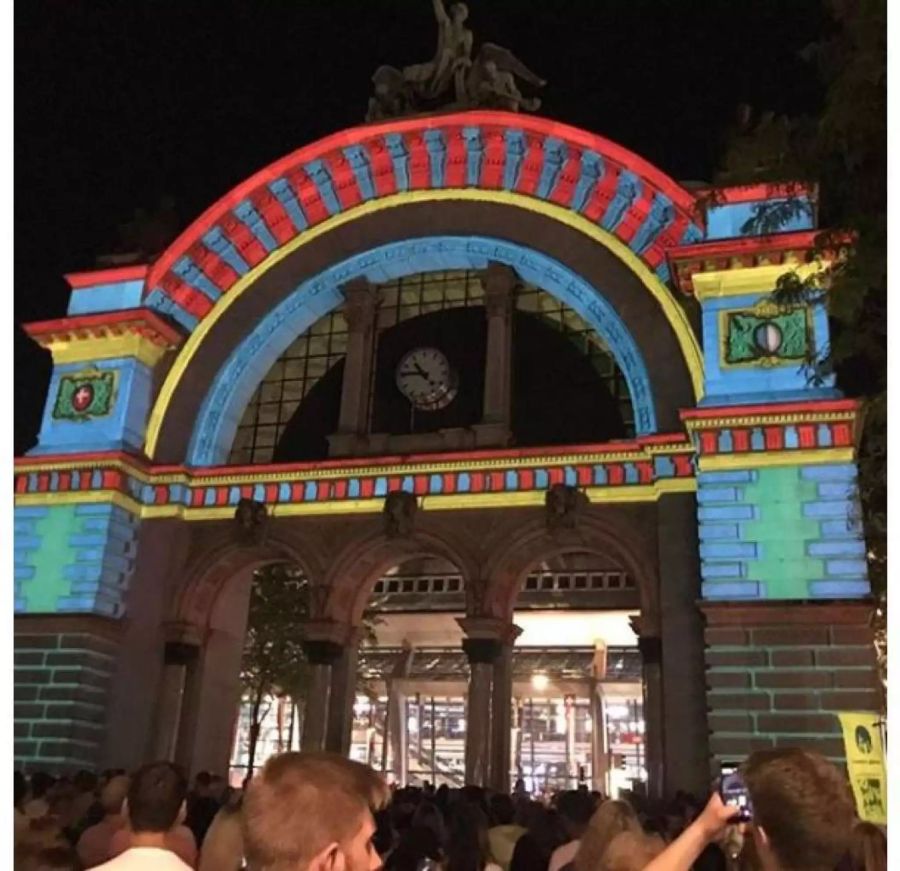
[300,661,333,753]
[463,648,494,786]
[326,637,360,756]
[173,647,204,773]
[658,492,711,797]
[387,685,408,784]
[385,645,414,783]
[300,639,341,752]
[152,640,198,761]
[474,263,516,447]
[636,631,665,800]
[489,624,522,793]
[329,278,381,457]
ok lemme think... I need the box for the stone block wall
[14,503,139,617]
[14,618,121,772]
[698,463,869,600]
[703,602,881,766]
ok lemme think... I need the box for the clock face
[395,347,458,411]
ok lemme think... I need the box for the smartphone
[719,770,753,823]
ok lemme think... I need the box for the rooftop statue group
[367,0,545,121]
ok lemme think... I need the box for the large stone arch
[320,526,478,626]
[483,512,659,632]
[185,236,665,465]
[170,534,321,633]
[142,111,707,464]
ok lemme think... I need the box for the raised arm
[432,0,450,26]
[642,793,737,871]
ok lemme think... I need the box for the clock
[395,347,458,411]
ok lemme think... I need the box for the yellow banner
[838,711,887,825]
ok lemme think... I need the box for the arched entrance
[15,109,875,794]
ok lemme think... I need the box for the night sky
[15,0,829,455]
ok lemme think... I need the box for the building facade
[14,110,880,797]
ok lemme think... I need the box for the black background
[15,0,828,454]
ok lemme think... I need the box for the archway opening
[509,551,644,797]
[224,562,312,784]
[349,554,469,786]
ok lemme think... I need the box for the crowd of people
[13,748,887,871]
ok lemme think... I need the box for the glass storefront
[343,689,646,796]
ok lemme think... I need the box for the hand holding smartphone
[718,770,753,823]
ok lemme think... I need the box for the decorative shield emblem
[52,370,117,421]
[72,384,95,412]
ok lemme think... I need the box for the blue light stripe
[233,201,278,253]
[202,227,249,275]
[269,179,308,231]
[303,160,341,215]
[343,146,376,201]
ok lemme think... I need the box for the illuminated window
[229,270,634,464]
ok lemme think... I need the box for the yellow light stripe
[46,335,169,368]
[14,490,143,515]
[14,476,696,520]
[698,447,854,471]
[683,411,857,430]
[145,189,705,458]
[691,262,828,300]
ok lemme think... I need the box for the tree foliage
[241,563,311,775]
[713,0,886,681]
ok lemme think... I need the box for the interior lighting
[531,673,550,691]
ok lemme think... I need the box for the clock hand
[398,369,429,380]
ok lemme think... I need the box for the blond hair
[242,752,388,871]
[573,800,641,871]
[600,831,665,871]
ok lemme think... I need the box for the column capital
[303,619,359,647]
[458,617,522,663]
[301,639,344,666]
[457,616,522,644]
[164,641,200,665]
[163,620,204,648]
[341,278,382,330]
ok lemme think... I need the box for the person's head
[31,772,56,800]
[599,831,665,871]
[208,774,227,802]
[411,801,447,846]
[73,770,97,795]
[194,770,213,796]
[125,762,188,834]
[16,771,28,809]
[573,800,641,871]
[489,793,516,826]
[243,752,387,871]
[521,803,563,855]
[446,802,491,871]
[847,821,887,871]
[556,790,595,839]
[15,845,81,871]
[100,775,130,817]
[742,748,856,871]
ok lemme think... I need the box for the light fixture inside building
[531,673,550,691]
